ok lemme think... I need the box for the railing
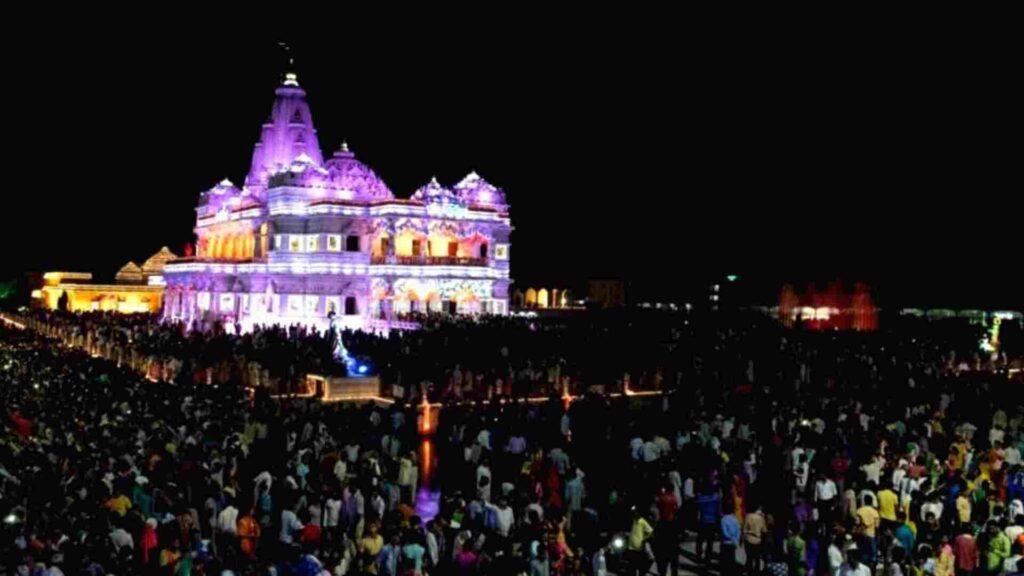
[169,256,267,264]
[370,255,488,266]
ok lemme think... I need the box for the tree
[0,280,15,300]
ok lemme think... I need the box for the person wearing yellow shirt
[935,535,955,576]
[359,522,384,575]
[628,510,654,576]
[877,487,899,526]
[159,539,182,573]
[957,492,972,528]
[856,504,881,565]
[105,492,132,518]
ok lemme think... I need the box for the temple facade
[34,247,177,314]
[162,72,512,332]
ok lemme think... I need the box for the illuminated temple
[162,72,512,331]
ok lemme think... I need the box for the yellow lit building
[34,248,177,314]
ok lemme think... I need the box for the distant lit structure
[588,280,626,309]
[778,281,878,331]
[162,70,512,332]
[33,247,176,313]
[512,286,576,309]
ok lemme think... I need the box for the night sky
[3,31,1020,308]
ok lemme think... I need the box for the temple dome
[323,144,394,201]
[412,177,462,205]
[454,171,508,209]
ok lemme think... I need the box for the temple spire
[245,44,324,189]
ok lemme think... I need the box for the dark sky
[3,29,1020,308]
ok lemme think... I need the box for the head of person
[847,548,862,569]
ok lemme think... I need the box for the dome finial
[340,140,349,152]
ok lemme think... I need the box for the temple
[162,72,512,332]
[34,247,177,313]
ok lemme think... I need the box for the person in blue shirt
[696,484,722,564]
[894,511,915,554]
[378,533,402,576]
[721,511,742,576]
[402,530,426,575]
[1010,468,1024,505]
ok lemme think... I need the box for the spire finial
[278,42,299,86]
[341,140,349,152]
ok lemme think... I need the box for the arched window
[537,289,549,309]
[344,296,357,316]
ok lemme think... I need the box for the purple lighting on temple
[161,72,513,333]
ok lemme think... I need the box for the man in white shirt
[859,413,872,433]
[892,464,907,492]
[791,446,806,471]
[1004,445,1022,467]
[526,497,545,525]
[110,526,133,553]
[593,547,608,576]
[643,439,661,464]
[653,435,672,456]
[325,495,342,530]
[217,501,239,535]
[839,549,872,576]
[425,522,442,571]
[815,473,839,524]
[1006,517,1024,544]
[920,495,943,523]
[991,427,1006,447]
[630,437,645,461]
[333,459,347,483]
[486,498,515,537]
[861,456,884,486]
[1009,500,1024,522]
[476,429,492,451]
[370,491,386,521]
[279,508,304,544]
[899,475,924,512]
[828,541,845,575]
[344,443,360,463]
[794,456,810,493]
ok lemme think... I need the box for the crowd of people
[1,308,1023,576]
